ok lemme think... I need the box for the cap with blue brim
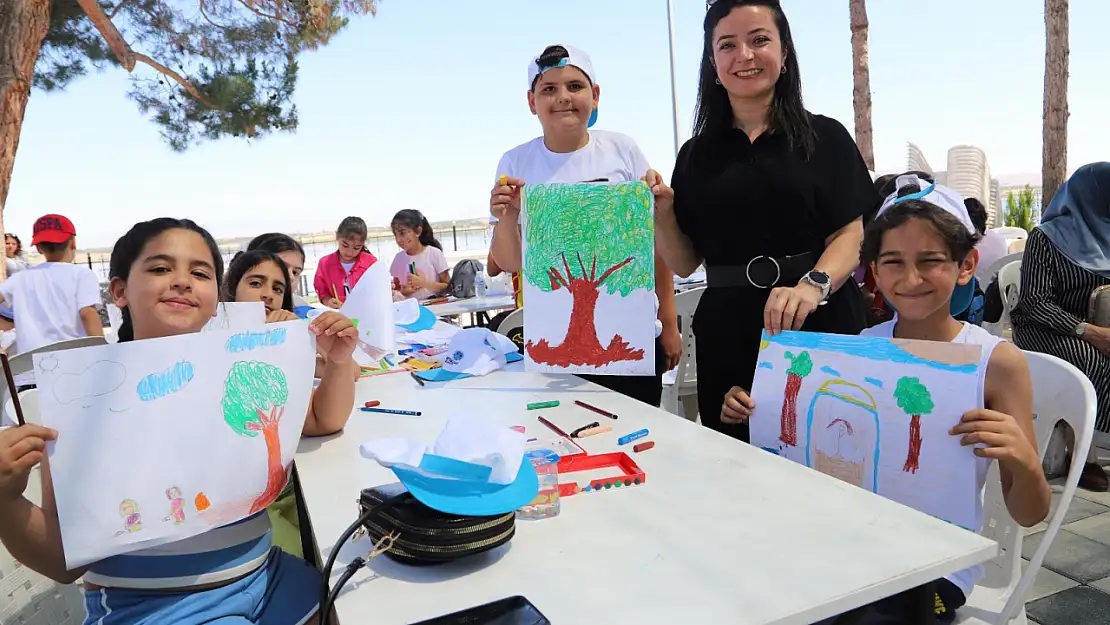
[414,328,522,382]
[398,304,437,332]
[527,44,599,128]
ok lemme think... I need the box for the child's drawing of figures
[119,499,142,533]
[806,380,880,492]
[166,487,186,525]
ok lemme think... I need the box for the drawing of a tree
[895,376,934,474]
[780,351,813,446]
[523,183,654,368]
[223,361,290,513]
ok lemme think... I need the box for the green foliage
[523,182,654,297]
[894,376,934,416]
[1004,185,1038,233]
[222,360,289,436]
[785,351,813,377]
[33,0,378,151]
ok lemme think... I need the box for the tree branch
[576,252,587,279]
[595,257,634,287]
[237,0,298,26]
[108,0,133,19]
[547,268,568,290]
[590,257,597,282]
[132,53,217,108]
[560,253,574,281]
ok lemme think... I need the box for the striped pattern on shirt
[1011,227,1110,431]
[83,512,273,590]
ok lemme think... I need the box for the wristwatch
[1075,322,1090,337]
[801,270,832,304]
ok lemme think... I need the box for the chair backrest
[983,351,1097,621]
[991,226,1029,242]
[495,308,523,338]
[673,288,704,388]
[983,252,1023,285]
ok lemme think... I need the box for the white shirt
[975,229,1011,285]
[862,319,1004,598]
[390,246,450,301]
[494,130,661,337]
[0,262,101,386]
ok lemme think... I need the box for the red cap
[32,214,76,246]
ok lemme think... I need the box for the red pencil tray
[555,452,646,497]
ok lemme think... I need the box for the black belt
[705,252,817,289]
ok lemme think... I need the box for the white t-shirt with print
[493,129,661,337]
[390,246,451,301]
[0,262,101,387]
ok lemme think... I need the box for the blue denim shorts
[82,547,320,625]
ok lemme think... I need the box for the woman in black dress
[1011,162,1110,491]
[648,0,877,442]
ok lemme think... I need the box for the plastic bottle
[517,449,561,520]
[474,271,487,300]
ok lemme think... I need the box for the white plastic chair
[495,308,523,338]
[955,351,1096,624]
[661,287,704,420]
[984,260,1022,339]
[0,391,86,624]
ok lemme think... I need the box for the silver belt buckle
[745,256,781,289]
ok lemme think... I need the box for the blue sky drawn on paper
[820,365,841,377]
[865,377,884,388]
[764,332,978,375]
[137,361,195,401]
[226,328,287,353]
[758,361,773,371]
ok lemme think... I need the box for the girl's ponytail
[117,307,134,343]
[419,217,443,250]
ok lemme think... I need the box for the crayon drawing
[33,320,314,569]
[521,182,656,375]
[750,331,983,530]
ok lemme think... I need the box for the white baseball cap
[527,44,598,128]
[414,328,522,382]
[877,174,976,235]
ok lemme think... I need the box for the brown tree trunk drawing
[1042,0,1069,205]
[850,0,875,171]
[903,414,922,474]
[249,407,287,513]
[0,0,53,281]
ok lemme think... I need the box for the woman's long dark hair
[391,209,443,250]
[693,0,816,158]
[223,249,295,312]
[5,234,22,257]
[247,232,306,265]
[109,218,223,342]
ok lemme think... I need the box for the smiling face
[392,224,422,254]
[528,65,599,138]
[109,228,219,340]
[276,250,303,283]
[233,259,288,314]
[337,235,364,264]
[711,5,785,101]
[871,218,977,322]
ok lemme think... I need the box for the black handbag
[359,486,516,566]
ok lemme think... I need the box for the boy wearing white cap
[487,45,681,407]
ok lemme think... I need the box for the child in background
[722,178,1050,623]
[0,214,103,393]
[224,249,299,323]
[488,44,681,406]
[0,217,358,624]
[314,216,377,308]
[247,233,309,307]
[389,209,450,301]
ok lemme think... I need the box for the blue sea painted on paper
[865,377,883,388]
[226,328,287,353]
[764,331,977,375]
[758,361,773,371]
[137,361,194,401]
[820,366,841,376]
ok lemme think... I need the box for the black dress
[671,114,877,441]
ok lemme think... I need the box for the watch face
[808,271,830,285]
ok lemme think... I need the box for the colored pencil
[575,400,617,420]
[537,416,570,439]
[361,407,422,416]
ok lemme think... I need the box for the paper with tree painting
[34,321,315,569]
[749,330,983,530]
[521,182,656,375]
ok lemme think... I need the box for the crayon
[361,407,422,416]
[578,424,612,438]
[527,400,560,410]
[499,174,507,186]
[633,441,655,453]
[618,429,649,445]
[364,401,381,408]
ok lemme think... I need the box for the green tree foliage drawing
[1004,186,1038,232]
[523,182,654,367]
[779,351,813,446]
[894,376,934,474]
[222,360,290,512]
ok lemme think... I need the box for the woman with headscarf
[1011,162,1110,491]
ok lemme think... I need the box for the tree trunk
[250,416,287,514]
[903,414,922,474]
[849,0,875,171]
[0,0,52,282]
[1042,0,1069,206]
[780,373,802,447]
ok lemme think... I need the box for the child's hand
[490,176,524,218]
[266,309,299,323]
[950,409,1039,472]
[0,425,56,501]
[320,297,341,309]
[643,169,674,214]
[721,387,755,424]
[309,311,359,363]
[399,282,418,296]
[408,272,428,290]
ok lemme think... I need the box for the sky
[7,0,1109,247]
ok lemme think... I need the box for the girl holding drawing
[314,216,377,309]
[247,233,310,307]
[488,44,681,406]
[0,217,359,625]
[721,178,1051,622]
[647,0,875,443]
[389,209,451,301]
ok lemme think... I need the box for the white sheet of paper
[35,321,316,568]
[341,261,394,359]
[749,331,983,531]
[105,302,265,343]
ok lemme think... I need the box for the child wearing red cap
[0,214,102,404]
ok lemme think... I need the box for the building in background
[905,143,1003,227]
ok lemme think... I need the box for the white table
[424,294,515,318]
[295,367,997,625]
